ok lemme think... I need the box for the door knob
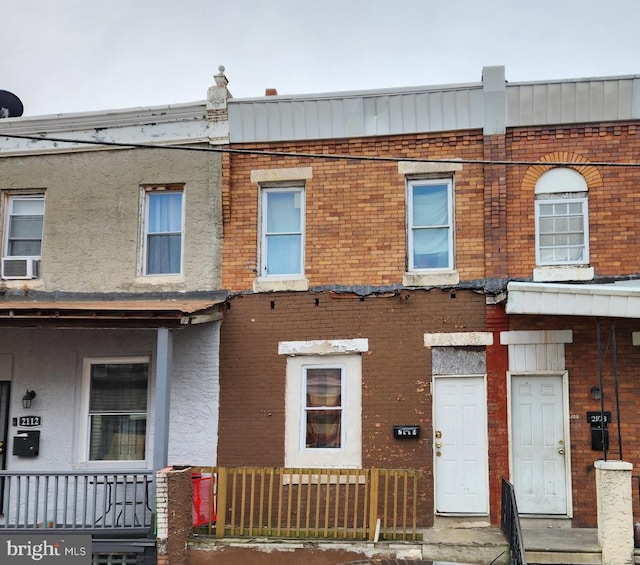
[558,448,565,454]
[435,442,442,448]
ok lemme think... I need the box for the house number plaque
[19,416,41,427]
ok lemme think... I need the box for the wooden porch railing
[191,466,424,541]
[0,471,154,534]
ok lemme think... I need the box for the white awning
[506,280,640,318]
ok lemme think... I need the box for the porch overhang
[0,294,227,327]
[506,280,640,318]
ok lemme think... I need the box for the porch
[0,470,154,537]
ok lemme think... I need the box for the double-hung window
[1,194,44,280]
[536,198,588,264]
[304,367,343,449]
[144,188,183,275]
[534,168,589,267]
[83,358,148,463]
[260,187,304,276]
[282,340,366,469]
[5,195,44,257]
[408,179,453,270]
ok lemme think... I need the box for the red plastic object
[192,473,216,526]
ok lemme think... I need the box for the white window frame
[142,186,184,276]
[281,339,366,469]
[78,356,150,469]
[535,195,589,266]
[407,178,454,272]
[4,193,45,259]
[259,186,305,278]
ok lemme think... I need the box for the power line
[1,131,640,168]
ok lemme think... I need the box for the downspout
[596,318,608,461]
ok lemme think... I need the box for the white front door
[511,374,568,515]
[433,375,488,514]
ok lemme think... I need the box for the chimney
[265,88,278,96]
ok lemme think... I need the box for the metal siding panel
[532,84,549,124]
[278,101,294,139]
[560,82,576,123]
[291,101,307,139]
[633,79,640,118]
[388,94,405,134]
[316,99,333,138]
[363,96,378,136]
[330,99,346,138]
[454,90,470,129]
[402,93,418,132]
[442,90,458,131]
[617,80,633,119]
[415,93,431,131]
[589,81,605,120]
[375,95,391,135]
[603,80,620,121]
[469,90,484,128]
[575,82,591,123]
[428,91,444,131]
[254,102,269,141]
[343,97,365,137]
[304,100,320,139]
[266,103,282,140]
[546,83,562,124]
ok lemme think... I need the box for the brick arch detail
[521,152,603,192]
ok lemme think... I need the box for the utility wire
[1,131,640,168]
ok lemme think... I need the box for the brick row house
[218,66,640,529]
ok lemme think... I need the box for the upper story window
[81,357,149,466]
[407,179,454,271]
[144,187,183,275]
[1,193,44,280]
[535,168,589,266]
[260,187,304,277]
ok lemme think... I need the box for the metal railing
[191,466,424,541]
[0,471,154,534]
[501,477,527,565]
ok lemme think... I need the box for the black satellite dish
[0,90,24,118]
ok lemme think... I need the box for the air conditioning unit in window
[1,257,41,279]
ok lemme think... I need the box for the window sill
[403,270,460,287]
[135,274,184,285]
[253,276,309,292]
[533,265,594,282]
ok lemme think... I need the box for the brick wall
[506,123,640,279]
[218,289,488,525]
[223,132,487,291]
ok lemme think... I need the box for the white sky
[2,0,640,117]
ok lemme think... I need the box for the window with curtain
[304,367,343,449]
[261,188,304,276]
[88,361,148,461]
[6,195,44,257]
[145,189,183,275]
[408,179,453,270]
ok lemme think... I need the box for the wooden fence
[191,466,424,541]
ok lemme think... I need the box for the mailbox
[13,430,40,457]
[587,411,611,452]
[393,425,420,439]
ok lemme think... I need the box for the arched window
[535,168,589,266]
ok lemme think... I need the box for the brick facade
[220,80,640,529]
[218,289,488,525]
